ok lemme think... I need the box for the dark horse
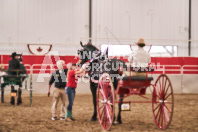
[77,42,126,123]
[17,54,27,77]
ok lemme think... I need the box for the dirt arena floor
[0,94,198,132]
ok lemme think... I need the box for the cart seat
[122,76,153,81]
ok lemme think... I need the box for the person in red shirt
[65,63,87,121]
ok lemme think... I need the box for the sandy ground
[0,94,198,132]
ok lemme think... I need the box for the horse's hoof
[113,121,118,125]
[116,120,122,124]
[113,120,122,125]
[10,103,15,105]
[17,102,22,105]
[89,117,97,121]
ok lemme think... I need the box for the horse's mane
[86,44,99,51]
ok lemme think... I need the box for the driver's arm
[128,54,133,63]
[127,54,133,67]
[148,55,151,63]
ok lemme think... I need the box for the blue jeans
[66,87,76,111]
[1,83,6,103]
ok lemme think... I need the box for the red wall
[1,55,198,65]
[0,55,79,65]
[1,55,198,74]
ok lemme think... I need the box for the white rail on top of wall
[2,64,198,74]
[31,64,68,74]
[32,64,56,74]
[150,65,182,74]
[182,65,198,74]
[1,64,32,72]
[181,65,198,93]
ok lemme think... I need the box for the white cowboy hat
[136,38,146,45]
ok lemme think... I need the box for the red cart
[97,67,174,130]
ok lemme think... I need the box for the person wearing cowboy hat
[9,52,22,105]
[9,52,20,75]
[127,38,151,76]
